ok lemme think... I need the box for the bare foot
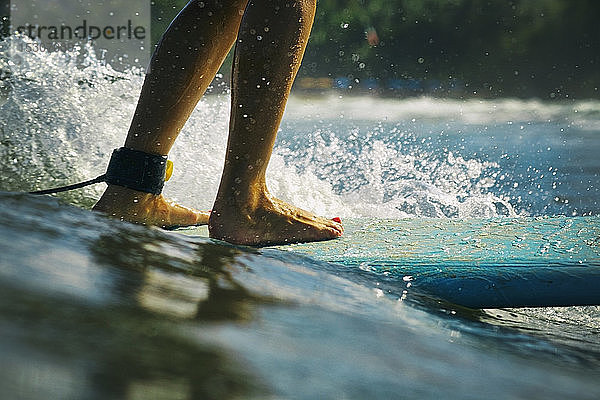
[93,185,209,229]
[209,191,343,246]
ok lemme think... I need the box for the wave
[5,35,597,217]
[285,95,600,131]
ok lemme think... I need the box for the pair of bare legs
[93,0,343,246]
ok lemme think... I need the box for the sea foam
[5,35,595,218]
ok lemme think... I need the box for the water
[1,35,600,398]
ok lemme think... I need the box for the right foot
[209,191,343,246]
[93,185,209,229]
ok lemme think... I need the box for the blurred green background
[2,0,597,98]
[152,0,599,99]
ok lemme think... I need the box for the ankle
[94,184,158,210]
[213,180,270,212]
[107,184,158,198]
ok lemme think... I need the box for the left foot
[93,184,209,229]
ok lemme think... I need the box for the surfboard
[180,216,600,309]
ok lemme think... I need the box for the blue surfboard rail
[400,264,600,308]
[280,217,600,309]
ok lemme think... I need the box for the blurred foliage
[150,0,599,98]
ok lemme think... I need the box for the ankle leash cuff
[28,147,173,196]
[105,147,170,195]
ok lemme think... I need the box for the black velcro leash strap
[105,147,167,195]
[28,147,170,196]
[28,175,107,195]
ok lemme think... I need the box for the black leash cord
[28,174,106,195]
[27,147,169,195]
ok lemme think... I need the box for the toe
[330,225,343,237]
[170,205,210,227]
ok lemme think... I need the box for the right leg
[209,0,343,245]
[93,0,248,228]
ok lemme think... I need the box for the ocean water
[1,35,600,399]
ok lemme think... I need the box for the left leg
[93,0,248,228]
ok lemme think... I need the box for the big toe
[318,216,343,235]
[331,220,344,234]
[164,203,210,228]
[327,224,343,237]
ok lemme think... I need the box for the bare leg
[93,0,248,228]
[209,0,343,245]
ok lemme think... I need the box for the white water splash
[0,36,139,205]
[0,35,536,217]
